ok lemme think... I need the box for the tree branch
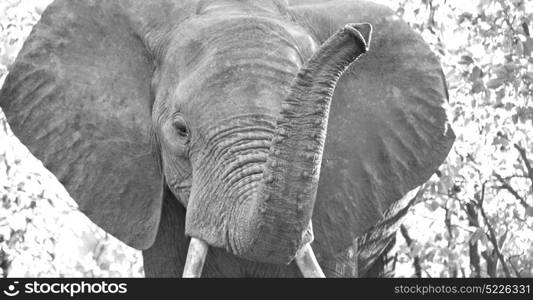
[514,143,533,186]
[400,224,422,278]
[443,205,458,277]
[476,182,512,277]
[493,172,532,211]
[466,202,481,278]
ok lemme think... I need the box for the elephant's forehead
[196,0,287,16]
[177,67,289,129]
[165,14,317,126]
[167,14,314,73]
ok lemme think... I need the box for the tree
[390,0,533,277]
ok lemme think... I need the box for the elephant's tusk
[183,237,209,278]
[295,243,326,278]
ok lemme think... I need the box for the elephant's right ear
[0,0,192,249]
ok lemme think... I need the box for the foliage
[386,0,533,277]
[0,0,532,277]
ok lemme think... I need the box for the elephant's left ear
[0,0,193,249]
[289,0,455,265]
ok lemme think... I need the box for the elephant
[0,0,455,277]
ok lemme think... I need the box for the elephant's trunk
[235,23,372,264]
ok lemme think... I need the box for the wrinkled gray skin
[0,0,454,277]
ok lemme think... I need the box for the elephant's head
[0,0,454,277]
[153,11,372,266]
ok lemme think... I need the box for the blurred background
[0,0,532,277]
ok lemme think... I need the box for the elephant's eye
[173,118,189,139]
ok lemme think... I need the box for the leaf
[486,78,504,89]
[424,248,436,261]
[457,12,473,24]
[494,88,506,105]
[480,232,489,246]
[492,135,509,147]
[494,66,508,77]
[459,55,474,65]
[523,38,533,57]
[516,39,525,56]
[526,206,533,217]
[470,66,485,94]
[428,200,440,212]
[471,81,484,93]
[469,228,484,245]
[523,72,533,81]
[497,230,507,248]
[517,107,533,123]
[503,62,517,72]
[411,242,422,257]
[452,227,460,238]
[470,66,483,81]
[435,233,443,242]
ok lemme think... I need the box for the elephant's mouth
[180,23,372,278]
[182,237,325,278]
